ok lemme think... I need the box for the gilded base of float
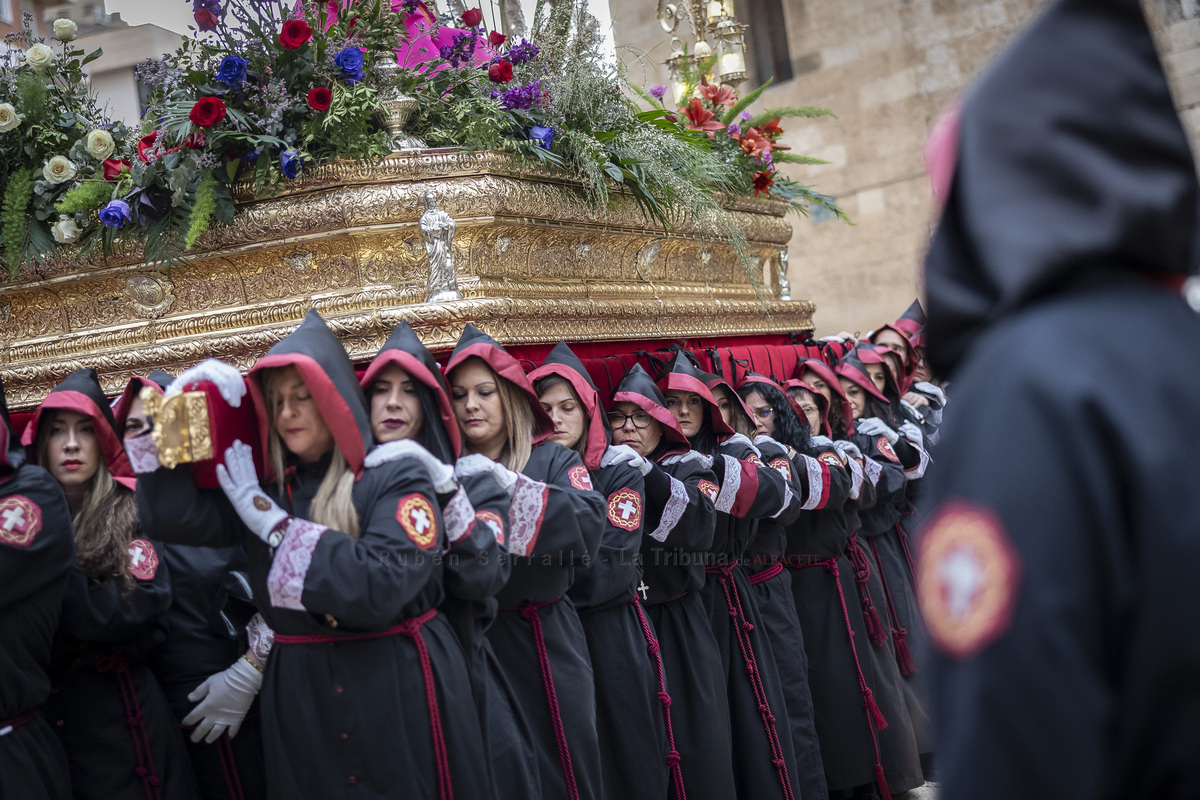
[0,149,810,410]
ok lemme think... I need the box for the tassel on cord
[864,687,888,731]
[893,629,917,677]
[875,764,892,800]
[865,604,888,647]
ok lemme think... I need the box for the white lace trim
[265,517,327,610]
[246,613,275,663]
[863,457,883,487]
[770,482,794,519]
[713,453,742,514]
[443,486,475,545]
[847,457,864,500]
[800,454,827,511]
[507,473,548,557]
[649,474,689,542]
[904,442,930,480]
[125,434,161,475]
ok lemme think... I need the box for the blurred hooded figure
[917,0,1200,798]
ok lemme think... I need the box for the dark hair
[739,382,813,456]
[533,373,590,461]
[688,413,720,458]
[414,382,457,465]
[860,393,893,426]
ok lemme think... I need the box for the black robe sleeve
[568,461,645,609]
[0,468,75,611]
[510,445,605,563]
[644,458,717,551]
[713,439,789,521]
[441,471,510,610]
[58,553,173,646]
[136,465,244,548]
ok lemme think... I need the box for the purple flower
[193,0,220,13]
[492,80,543,110]
[649,84,666,100]
[215,54,248,89]
[529,125,554,150]
[281,150,304,179]
[98,199,132,228]
[757,149,773,166]
[507,38,539,66]
[727,123,741,136]
[125,186,171,226]
[739,110,751,121]
[439,31,477,68]
[399,0,420,14]
[333,47,364,85]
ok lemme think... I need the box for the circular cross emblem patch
[698,480,719,503]
[818,451,842,469]
[568,465,593,491]
[476,510,505,545]
[0,495,42,549]
[876,437,899,462]
[607,488,642,531]
[769,457,792,480]
[917,501,1021,659]
[398,494,438,550]
[746,453,764,467]
[128,538,159,580]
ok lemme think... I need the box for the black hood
[894,299,926,338]
[113,369,174,433]
[361,321,460,462]
[445,323,554,440]
[248,310,372,479]
[923,0,1200,378]
[529,341,611,469]
[610,363,690,456]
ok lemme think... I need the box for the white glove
[809,435,834,449]
[898,420,924,447]
[723,432,757,453]
[167,359,246,408]
[182,657,263,743]
[454,453,519,496]
[752,434,778,448]
[600,444,653,475]
[912,381,946,405]
[818,331,857,344]
[124,431,161,474]
[661,451,714,468]
[365,439,456,494]
[856,417,899,445]
[216,440,288,547]
[832,440,862,462]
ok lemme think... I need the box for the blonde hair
[455,358,535,473]
[34,416,136,587]
[262,367,360,539]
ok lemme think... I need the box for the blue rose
[242,148,258,165]
[98,199,132,229]
[529,125,555,150]
[280,150,304,180]
[215,54,248,88]
[334,47,364,84]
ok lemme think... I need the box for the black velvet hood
[923,0,1200,378]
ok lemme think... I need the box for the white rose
[53,19,78,41]
[51,217,82,244]
[0,103,21,133]
[24,43,55,72]
[85,129,115,161]
[43,155,77,184]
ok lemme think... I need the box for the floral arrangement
[0,0,846,281]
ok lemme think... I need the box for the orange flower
[699,75,735,107]
[683,97,726,135]
[752,171,774,196]
[756,118,791,151]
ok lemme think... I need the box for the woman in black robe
[0,376,75,800]
[26,368,202,800]
[531,341,679,800]
[445,324,605,800]
[656,353,800,800]
[135,310,487,800]
[116,372,268,800]
[359,320,539,800]
[607,363,728,800]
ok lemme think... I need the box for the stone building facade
[609,0,1200,334]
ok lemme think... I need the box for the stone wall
[609,0,1200,334]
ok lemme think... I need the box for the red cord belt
[274,608,454,800]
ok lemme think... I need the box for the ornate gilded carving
[0,150,808,409]
[142,387,214,468]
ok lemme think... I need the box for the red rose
[137,132,159,162]
[461,7,482,27]
[488,30,506,47]
[279,19,312,50]
[194,8,219,30]
[307,87,333,111]
[102,158,130,181]
[487,61,514,83]
[189,96,227,128]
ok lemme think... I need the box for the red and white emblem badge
[768,457,792,480]
[818,451,842,469]
[476,510,505,545]
[917,501,1021,659]
[398,494,438,550]
[698,479,719,503]
[128,538,159,580]
[607,489,642,531]
[568,465,593,491]
[0,495,42,549]
[876,437,899,462]
[746,453,764,467]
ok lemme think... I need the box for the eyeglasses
[606,411,654,429]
